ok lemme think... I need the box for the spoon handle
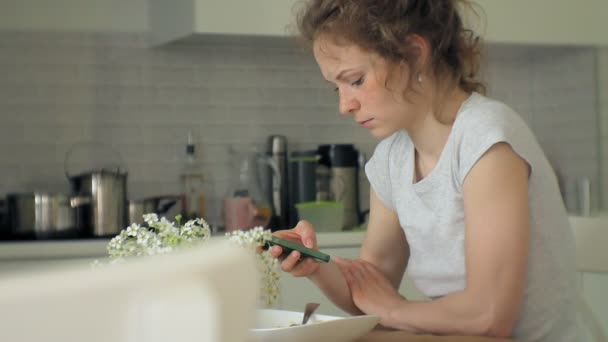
[302,302,320,325]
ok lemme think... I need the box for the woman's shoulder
[450,93,536,149]
[455,92,525,129]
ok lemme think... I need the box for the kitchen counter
[0,239,110,260]
[0,231,366,261]
[357,329,518,341]
[0,215,604,261]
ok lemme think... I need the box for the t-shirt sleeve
[455,103,534,186]
[364,134,397,211]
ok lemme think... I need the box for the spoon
[301,302,320,325]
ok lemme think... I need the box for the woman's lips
[359,118,374,128]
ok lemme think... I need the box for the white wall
[599,47,608,210]
[0,0,148,32]
[473,0,608,46]
[0,31,601,226]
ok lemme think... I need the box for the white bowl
[248,309,380,342]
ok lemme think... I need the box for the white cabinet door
[580,272,608,340]
[278,247,427,316]
[0,0,147,32]
[473,0,608,46]
[149,0,299,45]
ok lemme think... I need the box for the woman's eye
[351,77,364,86]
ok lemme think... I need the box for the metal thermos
[288,150,319,227]
[318,144,362,230]
[266,135,289,230]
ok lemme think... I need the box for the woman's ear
[407,34,431,75]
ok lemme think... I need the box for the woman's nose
[338,92,360,116]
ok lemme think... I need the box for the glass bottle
[223,148,279,232]
[180,131,205,220]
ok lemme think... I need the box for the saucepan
[128,195,182,224]
[6,192,81,238]
[68,169,128,237]
[64,143,128,237]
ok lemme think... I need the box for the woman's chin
[369,127,397,141]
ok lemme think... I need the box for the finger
[359,260,392,286]
[346,267,362,296]
[294,220,316,248]
[333,259,348,276]
[352,260,373,283]
[360,259,380,273]
[272,230,302,243]
[332,256,349,265]
[339,263,355,288]
[280,250,302,272]
[269,245,284,258]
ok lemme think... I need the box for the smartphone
[266,236,330,263]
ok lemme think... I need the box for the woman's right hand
[269,220,320,277]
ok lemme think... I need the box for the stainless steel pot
[128,195,181,224]
[6,192,77,237]
[68,169,128,237]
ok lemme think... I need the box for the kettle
[223,147,280,232]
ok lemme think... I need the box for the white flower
[125,224,140,237]
[142,213,159,225]
[100,214,280,307]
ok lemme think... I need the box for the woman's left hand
[334,257,406,326]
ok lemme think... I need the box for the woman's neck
[409,87,471,162]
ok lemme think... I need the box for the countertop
[0,231,366,261]
[0,215,605,262]
[357,329,517,341]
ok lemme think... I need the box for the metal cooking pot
[128,195,181,224]
[68,169,128,237]
[6,192,78,238]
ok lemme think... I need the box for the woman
[269,1,579,341]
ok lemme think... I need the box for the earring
[417,73,422,83]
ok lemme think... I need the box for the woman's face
[313,37,423,140]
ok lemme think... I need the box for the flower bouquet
[103,213,281,307]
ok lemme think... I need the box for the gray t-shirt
[365,93,579,342]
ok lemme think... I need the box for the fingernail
[305,239,313,248]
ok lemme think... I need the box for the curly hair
[296,0,485,98]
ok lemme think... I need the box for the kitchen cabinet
[0,0,147,33]
[148,0,608,46]
[2,0,606,46]
[149,0,299,46]
[473,0,608,46]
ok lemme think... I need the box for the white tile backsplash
[598,47,608,210]
[0,31,602,225]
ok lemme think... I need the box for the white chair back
[571,216,608,342]
[0,240,259,342]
